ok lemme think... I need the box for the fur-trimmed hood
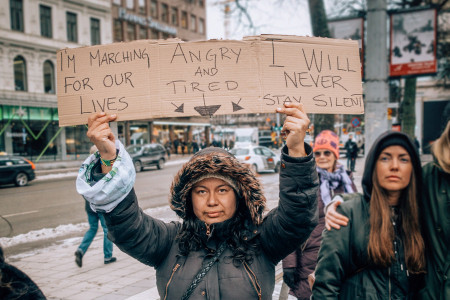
[170,147,266,225]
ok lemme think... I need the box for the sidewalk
[7,233,285,300]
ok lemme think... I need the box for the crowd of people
[2,104,448,299]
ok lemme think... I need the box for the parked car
[0,155,36,187]
[230,145,281,173]
[126,143,167,172]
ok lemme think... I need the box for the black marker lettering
[313,94,327,107]
[170,43,187,63]
[284,72,298,88]
[118,97,129,110]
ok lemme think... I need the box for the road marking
[3,210,39,218]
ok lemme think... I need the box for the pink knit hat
[313,130,340,159]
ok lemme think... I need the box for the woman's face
[191,177,237,224]
[314,149,337,172]
[376,145,413,194]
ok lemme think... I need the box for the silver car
[230,145,281,174]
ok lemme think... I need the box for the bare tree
[221,0,449,138]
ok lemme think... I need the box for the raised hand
[276,102,310,157]
[86,112,118,160]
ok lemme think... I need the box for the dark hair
[0,247,46,299]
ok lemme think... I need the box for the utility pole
[365,0,389,152]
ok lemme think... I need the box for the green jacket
[312,193,423,299]
[419,161,450,300]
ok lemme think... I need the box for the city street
[0,161,187,254]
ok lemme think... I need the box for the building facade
[0,0,208,161]
[0,0,112,160]
[110,0,209,151]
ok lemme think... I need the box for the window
[127,22,136,40]
[138,0,146,14]
[139,26,147,39]
[114,20,123,42]
[190,14,196,32]
[43,60,55,94]
[171,7,178,26]
[113,0,121,5]
[66,12,77,42]
[162,32,170,39]
[198,0,204,7]
[40,5,52,38]
[181,11,187,29]
[126,0,134,10]
[10,0,24,32]
[198,18,204,34]
[161,3,169,23]
[151,29,159,39]
[90,18,101,45]
[150,0,158,18]
[14,55,27,91]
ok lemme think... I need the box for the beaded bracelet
[100,156,117,166]
[100,149,119,166]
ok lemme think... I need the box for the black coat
[312,131,425,299]
[104,145,319,300]
[283,170,357,300]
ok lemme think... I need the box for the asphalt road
[0,163,184,250]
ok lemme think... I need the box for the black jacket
[312,131,424,299]
[103,145,319,299]
[419,159,450,300]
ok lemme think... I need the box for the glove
[283,268,298,289]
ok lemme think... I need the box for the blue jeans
[78,209,113,259]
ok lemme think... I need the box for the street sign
[351,117,361,128]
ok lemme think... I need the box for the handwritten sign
[57,35,363,126]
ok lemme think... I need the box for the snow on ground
[0,205,181,251]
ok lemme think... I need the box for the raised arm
[259,103,319,263]
[77,112,176,267]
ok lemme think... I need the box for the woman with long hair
[282,130,356,300]
[312,131,425,299]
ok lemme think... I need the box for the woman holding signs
[76,102,319,299]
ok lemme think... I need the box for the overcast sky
[206,0,313,40]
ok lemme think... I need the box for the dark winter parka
[283,170,357,300]
[419,158,450,300]
[312,131,424,299]
[0,247,46,299]
[103,145,319,300]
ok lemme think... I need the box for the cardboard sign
[57,35,363,126]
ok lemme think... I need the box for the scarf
[76,140,136,213]
[317,164,354,207]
